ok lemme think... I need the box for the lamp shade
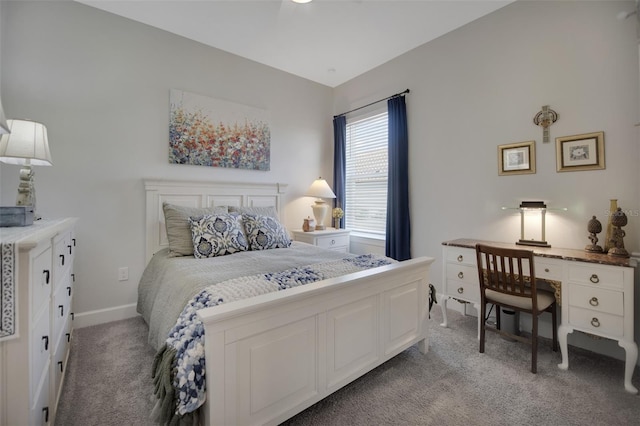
[0,119,52,166]
[306,178,336,199]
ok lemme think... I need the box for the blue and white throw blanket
[152,254,394,425]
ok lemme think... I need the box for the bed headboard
[144,179,288,262]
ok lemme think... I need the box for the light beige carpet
[56,307,640,425]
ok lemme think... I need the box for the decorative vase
[334,218,341,229]
[604,199,617,252]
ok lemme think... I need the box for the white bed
[143,179,435,425]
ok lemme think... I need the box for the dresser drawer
[567,264,624,289]
[569,306,624,337]
[445,247,476,265]
[316,235,349,250]
[53,232,73,286]
[52,278,72,348]
[31,245,53,319]
[568,284,623,316]
[30,304,51,402]
[30,369,50,426]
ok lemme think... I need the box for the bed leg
[418,337,429,354]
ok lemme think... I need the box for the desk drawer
[568,285,623,316]
[569,306,623,337]
[445,247,476,265]
[536,260,562,281]
[567,264,623,289]
[446,263,480,303]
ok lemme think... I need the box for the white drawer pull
[589,297,599,307]
[591,317,600,328]
[457,287,464,294]
[458,271,464,279]
[590,274,599,284]
[457,255,463,262]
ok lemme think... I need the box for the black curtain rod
[333,89,410,119]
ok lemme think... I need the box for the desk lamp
[516,201,550,247]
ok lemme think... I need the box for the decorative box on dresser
[0,218,78,425]
[291,228,351,253]
[439,238,637,394]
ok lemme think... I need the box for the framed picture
[498,140,536,175]
[555,131,604,172]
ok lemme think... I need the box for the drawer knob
[58,361,64,373]
[590,274,599,284]
[591,317,601,328]
[60,254,65,266]
[43,270,50,285]
[457,255,463,262]
[67,286,72,296]
[331,239,335,245]
[457,287,464,294]
[545,268,550,273]
[68,244,72,255]
[43,407,49,423]
[589,297,599,307]
[42,335,49,351]
[458,271,464,279]
[59,305,64,316]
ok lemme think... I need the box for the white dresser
[0,218,78,425]
[291,228,350,253]
[439,238,637,394]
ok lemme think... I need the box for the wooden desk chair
[475,243,558,373]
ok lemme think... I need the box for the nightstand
[291,228,350,253]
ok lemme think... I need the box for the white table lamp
[306,177,336,230]
[0,119,52,217]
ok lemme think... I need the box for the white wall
[0,1,334,325]
[334,0,640,360]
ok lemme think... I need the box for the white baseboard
[73,303,139,329]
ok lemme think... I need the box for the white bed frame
[144,179,435,425]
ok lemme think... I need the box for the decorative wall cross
[533,105,558,143]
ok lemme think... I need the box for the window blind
[345,111,388,236]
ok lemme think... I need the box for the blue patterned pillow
[242,214,291,250]
[189,214,248,258]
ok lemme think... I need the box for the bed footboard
[197,256,434,425]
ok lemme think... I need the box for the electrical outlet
[118,267,129,281]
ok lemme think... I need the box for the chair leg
[496,304,501,331]
[551,303,558,352]
[479,302,486,354]
[531,314,538,374]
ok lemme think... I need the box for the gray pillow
[228,205,278,219]
[162,202,228,257]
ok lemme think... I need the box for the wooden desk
[439,238,638,394]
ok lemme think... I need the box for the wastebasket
[500,307,519,341]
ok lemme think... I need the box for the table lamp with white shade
[305,177,336,230]
[0,119,52,218]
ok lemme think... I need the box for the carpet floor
[55,307,640,425]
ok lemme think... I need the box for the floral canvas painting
[169,90,270,170]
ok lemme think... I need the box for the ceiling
[76,0,514,88]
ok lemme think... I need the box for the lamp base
[311,199,329,231]
[516,239,550,248]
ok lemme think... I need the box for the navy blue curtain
[333,115,346,229]
[386,96,411,261]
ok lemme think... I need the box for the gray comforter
[137,242,354,350]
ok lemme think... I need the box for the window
[344,111,388,237]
